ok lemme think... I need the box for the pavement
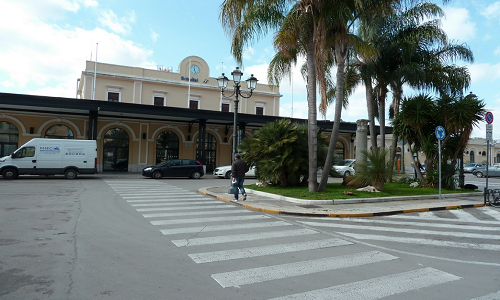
[198,186,487,218]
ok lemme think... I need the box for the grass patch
[246,182,480,200]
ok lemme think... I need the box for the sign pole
[435,126,445,199]
[485,112,494,204]
[438,139,442,199]
[486,139,489,192]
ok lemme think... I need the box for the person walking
[231,153,249,201]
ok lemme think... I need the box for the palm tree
[222,0,346,192]
[318,0,398,191]
[239,119,328,187]
[393,93,485,184]
[356,2,473,174]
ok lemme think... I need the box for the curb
[198,187,486,218]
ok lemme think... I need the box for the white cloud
[98,9,136,35]
[0,2,154,98]
[80,0,98,8]
[468,63,500,83]
[442,7,476,42]
[150,29,159,42]
[481,2,500,19]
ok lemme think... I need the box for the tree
[239,119,328,187]
[346,147,394,190]
[221,0,337,192]
[318,0,399,191]
[393,93,485,185]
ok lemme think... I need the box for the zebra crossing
[105,179,500,299]
[299,207,500,252]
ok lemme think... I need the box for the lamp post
[217,67,258,159]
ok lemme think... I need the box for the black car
[142,159,204,179]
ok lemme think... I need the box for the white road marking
[299,221,500,240]
[386,211,500,224]
[123,194,204,199]
[341,233,500,251]
[150,215,270,225]
[172,228,318,247]
[211,251,398,288]
[143,209,250,218]
[136,205,234,212]
[471,290,500,300]
[189,238,353,263]
[268,267,460,300]
[130,201,220,206]
[126,198,209,202]
[479,207,500,222]
[159,221,292,235]
[308,217,500,231]
[447,209,482,222]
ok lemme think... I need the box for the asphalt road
[0,173,499,299]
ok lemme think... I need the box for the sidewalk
[198,186,486,218]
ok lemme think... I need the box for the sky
[1,0,499,139]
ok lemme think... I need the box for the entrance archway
[103,128,129,171]
[197,132,216,172]
[156,131,179,164]
[0,121,19,157]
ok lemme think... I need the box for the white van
[0,138,97,179]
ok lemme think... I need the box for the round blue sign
[486,112,494,124]
[435,126,446,140]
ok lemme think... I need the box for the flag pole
[188,57,191,105]
[92,43,98,100]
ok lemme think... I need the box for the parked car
[142,159,204,179]
[213,165,256,178]
[332,159,356,177]
[474,166,500,178]
[464,163,487,173]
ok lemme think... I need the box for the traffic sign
[486,112,494,124]
[435,126,446,140]
[486,124,493,141]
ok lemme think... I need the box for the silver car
[332,159,356,177]
[474,166,500,178]
[464,163,487,173]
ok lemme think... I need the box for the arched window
[497,153,500,164]
[334,141,345,160]
[197,133,216,172]
[0,121,19,157]
[156,131,179,164]
[45,124,74,139]
[103,128,129,171]
[470,151,475,163]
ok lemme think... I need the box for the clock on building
[190,64,200,75]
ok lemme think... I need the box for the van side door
[12,146,37,175]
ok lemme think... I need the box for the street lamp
[217,67,258,159]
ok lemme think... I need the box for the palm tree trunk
[306,40,318,192]
[364,76,378,150]
[389,84,402,173]
[319,44,347,191]
[377,85,388,149]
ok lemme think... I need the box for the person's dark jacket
[231,159,249,178]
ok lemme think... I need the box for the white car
[213,165,256,178]
[332,159,356,177]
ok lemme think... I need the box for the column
[355,119,369,174]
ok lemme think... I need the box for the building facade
[0,56,362,174]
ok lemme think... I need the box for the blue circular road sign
[486,111,494,124]
[435,126,446,140]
